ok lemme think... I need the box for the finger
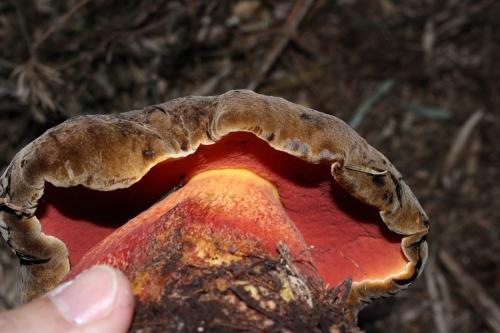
[0,265,135,333]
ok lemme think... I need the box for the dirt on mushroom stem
[129,242,360,333]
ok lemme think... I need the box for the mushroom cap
[0,90,428,310]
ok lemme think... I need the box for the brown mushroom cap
[0,90,428,310]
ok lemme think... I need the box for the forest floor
[1,1,499,332]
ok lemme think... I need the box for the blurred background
[0,1,499,332]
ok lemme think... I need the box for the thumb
[0,265,134,333]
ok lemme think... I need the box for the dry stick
[285,53,321,100]
[435,265,453,322]
[0,197,23,212]
[12,1,32,53]
[57,15,171,70]
[425,259,449,333]
[31,0,92,53]
[442,110,483,175]
[193,62,233,96]
[439,250,500,333]
[435,0,495,36]
[349,79,396,130]
[246,0,315,91]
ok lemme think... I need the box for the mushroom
[0,90,428,329]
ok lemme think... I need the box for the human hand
[0,265,134,333]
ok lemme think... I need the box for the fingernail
[48,265,118,325]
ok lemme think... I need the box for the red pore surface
[37,132,405,286]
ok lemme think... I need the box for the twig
[425,258,449,333]
[56,15,171,70]
[435,0,495,37]
[0,197,24,212]
[277,242,302,278]
[284,53,321,101]
[442,110,483,175]
[12,1,32,54]
[193,62,233,96]
[439,250,500,333]
[422,18,435,68]
[399,101,451,120]
[32,0,91,53]
[349,79,396,129]
[246,0,315,91]
[435,265,453,320]
[330,277,352,306]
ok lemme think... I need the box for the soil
[130,246,359,333]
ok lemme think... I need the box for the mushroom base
[129,246,361,333]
